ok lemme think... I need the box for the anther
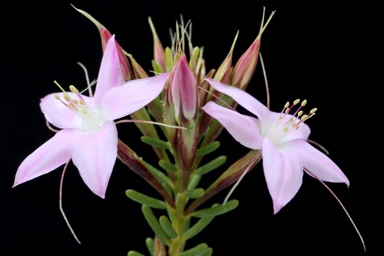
[64,94,71,102]
[301,114,309,122]
[301,99,307,107]
[69,85,80,94]
[293,99,300,105]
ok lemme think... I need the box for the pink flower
[14,36,169,198]
[202,79,349,213]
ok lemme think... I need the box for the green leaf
[183,216,214,240]
[141,136,170,150]
[188,174,202,191]
[159,215,177,238]
[141,205,170,246]
[196,141,220,157]
[200,248,213,256]
[178,243,211,256]
[127,251,145,256]
[184,188,205,199]
[159,159,178,173]
[195,156,227,176]
[145,237,154,256]
[126,189,166,209]
[190,200,239,218]
[143,162,170,185]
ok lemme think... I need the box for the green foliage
[126,189,166,209]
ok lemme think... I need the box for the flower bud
[167,54,199,125]
[149,17,166,73]
[232,8,275,90]
[73,5,132,81]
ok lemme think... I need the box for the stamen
[304,167,366,252]
[54,80,66,92]
[69,85,79,94]
[59,161,81,244]
[69,85,86,103]
[297,111,303,117]
[301,114,309,122]
[63,94,71,102]
[275,99,318,134]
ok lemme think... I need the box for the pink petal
[93,36,125,103]
[71,121,118,198]
[202,101,263,149]
[40,92,95,129]
[262,137,303,214]
[102,73,169,121]
[286,140,350,186]
[205,78,271,122]
[14,130,73,187]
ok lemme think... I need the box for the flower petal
[93,36,125,103]
[71,121,118,198]
[40,92,94,129]
[202,101,263,149]
[285,140,350,186]
[205,78,271,122]
[102,73,169,121]
[14,130,73,187]
[262,137,303,214]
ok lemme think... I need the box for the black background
[0,1,377,255]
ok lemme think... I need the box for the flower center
[265,99,317,144]
[54,83,107,133]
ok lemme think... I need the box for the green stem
[167,192,189,256]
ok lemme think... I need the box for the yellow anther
[293,99,300,105]
[79,100,86,105]
[301,99,307,107]
[285,109,289,114]
[54,94,61,100]
[64,94,71,102]
[295,125,300,130]
[71,99,79,105]
[284,101,290,108]
[301,114,309,122]
[69,85,80,94]
[297,110,303,117]
[310,108,317,114]
[283,127,289,132]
